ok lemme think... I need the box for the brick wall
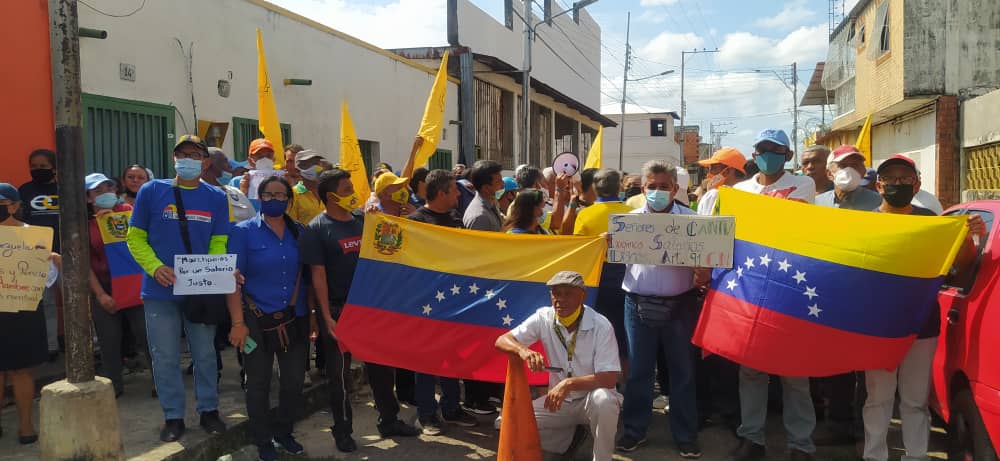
[935,95,960,208]
[674,130,701,165]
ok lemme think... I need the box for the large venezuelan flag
[97,211,143,309]
[335,214,606,384]
[692,188,968,377]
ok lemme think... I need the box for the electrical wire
[79,0,147,18]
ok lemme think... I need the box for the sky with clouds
[269,0,861,154]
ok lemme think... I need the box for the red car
[933,200,1000,460]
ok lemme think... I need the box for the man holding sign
[127,135,232,442]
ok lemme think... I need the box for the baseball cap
[828,145,865,165]
[294,149,324,167]
[85,173,115,191]
[753,129,790,148]
[698,147,747,173]
[502,176,518,193]
[174,134,207,153]
[373,172,409,195]
[877,154,918,175]
[0,183,20,202]
[862,168,877,186]
[248,138,275,157]
[546,271,586,290]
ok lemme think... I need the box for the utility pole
[43,0,124,458]
[520,0,532,166]
[680,48,719,164]
[792,61,799,167]
[617,12,631,169]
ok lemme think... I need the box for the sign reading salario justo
[607,214,735,268]
[173,254,237,296]
[0,225,53,312]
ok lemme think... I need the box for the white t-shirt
[734,172,816,204]
[697,189,719,216]
[224,185,256,222]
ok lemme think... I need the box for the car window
[942,209,994,293]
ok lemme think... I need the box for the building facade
[600,111,681,174]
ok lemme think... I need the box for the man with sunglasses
[696,147,748,216]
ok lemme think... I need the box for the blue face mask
[218,171,233,186]
[260,199,288,217]
[645,189,673,211]
[94,192,119,209]
[536,210,546,225]
[754,152,787,175]
[175,158,203,180]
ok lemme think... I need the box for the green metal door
[428,149,452,170]
[82,94,175,179]
[231,117,292,161]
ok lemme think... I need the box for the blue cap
[502,176,518,192]
[228,159,249,170]
[861,167,877,186]
[753,129,790,148]
[0,183,19,202]
[85,173,115,191]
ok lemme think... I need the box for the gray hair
[593,169,621,198]
[803,145,831,156]
[641,160,678,182]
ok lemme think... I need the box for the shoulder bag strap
[173,186,193,254]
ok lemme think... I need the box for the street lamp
[520,0,599,166]
[754,63,799,168]
[619,69,675,168]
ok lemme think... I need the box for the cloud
[637,31,706,67]
[754,0,817,29]
[715,24,828,69]
[270,0,448,49]
[639,0,680,6]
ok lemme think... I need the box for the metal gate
[231,117,292,161]
[82,94,175,179]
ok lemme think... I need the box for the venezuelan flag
[692,188,968,377]
[335,214,606,384]
[97,211,143,308]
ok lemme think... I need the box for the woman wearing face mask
[120,164,152,206]
[502,189,551,234]
[0,182,57,444]
[19,149,62,359]
[84,173,150,397]
[226,176,310,461]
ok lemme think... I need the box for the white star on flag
[468,283,479,294]
[726,279,738,291]
[435,291,446,302]
[804,286,818,300]
[736,266,744,278]
[450,284,461,295]
[793,270,807,284]
[422,304,432,316]
[501,314,514,326]
[808,304,822,317]
[744,257,755,269]
[497,298,507,310]
[777,259,791,272]
[759,254,771,267]
[485,289,496,299]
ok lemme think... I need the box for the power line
[79,0,147,17]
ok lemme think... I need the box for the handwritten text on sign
[173,254,237,295]
[607,214,735,268]
[0,226,53,312]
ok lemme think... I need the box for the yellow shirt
[289,187,325,225]
[573,200,635,236]
[625,193,645,210]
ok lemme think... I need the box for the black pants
[91,303,148,394]
[395,368,415,404]
[244,315,308,446]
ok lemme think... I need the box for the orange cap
[248,138,275,157]
[698,147,746,173]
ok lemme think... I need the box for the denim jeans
[621,294,699,444]
[737,366,816,453]
[144,298,219,420]
[415,373,461,418]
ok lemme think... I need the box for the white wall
[601,113,681,173]
[455,0,601,111]
[872,109,937,193]
[78,0,459,169]
[961,87,1000,148]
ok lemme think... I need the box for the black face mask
[30,168,55,184]
[881,184,915,208]
[125,189,138,198]
[0,205,10,222]
[624,186,642,199]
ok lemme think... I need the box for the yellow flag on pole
[412,51,450,168]
[257,29,285,168]
[584,126,603,169]
[340,101,371,199]
[856,114,872,167]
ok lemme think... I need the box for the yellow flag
[257,29,285,168]
[584,126,603,169]
[856,114,872,166]
[412,51,450,168]
[340,101,371,199]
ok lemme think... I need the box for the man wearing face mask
[372,172,416,217]
[815,145,882,211]
[696,147,748,216]
[730,129,817,461]
[126,135,231,442]
[616,161,702,459]
[239,138,282,201]
[205,148,255,222]
[288,150,332,225]
[496,176,518,214]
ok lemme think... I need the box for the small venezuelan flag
[97,211,143,309]
[335,214,606,384]
[692,188,968,377]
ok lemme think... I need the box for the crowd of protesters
[0,127,987,461]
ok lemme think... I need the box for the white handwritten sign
[0,226,53,312]
[173,254,237,295]
[246,169,284,200]
[607,214,735,268]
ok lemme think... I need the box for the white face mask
[254,157,275,171]
[833,167,861,192]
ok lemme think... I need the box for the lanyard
[552,319,579,376]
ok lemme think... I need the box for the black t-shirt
[299,211,365,313]
[876,204,940,338]
[407,206,462,228]
[18,181,60,253]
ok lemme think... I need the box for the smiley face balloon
[552,152,580,176]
